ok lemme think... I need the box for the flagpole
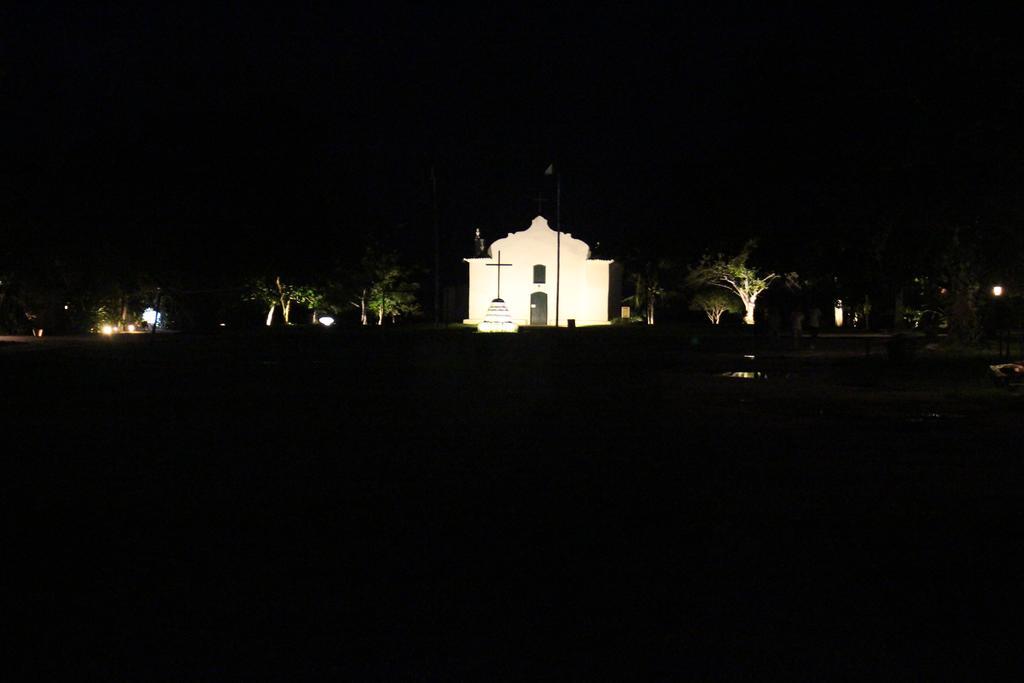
[555,171,561,327]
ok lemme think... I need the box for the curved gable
[487,216,591,261]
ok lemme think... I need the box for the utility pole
[431,166,440,326]
[543,162,562,327]
[555,171,561,327]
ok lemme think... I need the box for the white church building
[464,216,619,327]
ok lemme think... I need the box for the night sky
[6,3,1024,281]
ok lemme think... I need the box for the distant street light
[318,316,335,327]
[993,285,1004,297]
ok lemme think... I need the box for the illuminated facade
[465,216,617,327]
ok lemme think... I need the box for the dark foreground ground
[5,327,1023,680]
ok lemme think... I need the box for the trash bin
[567,319,576,329]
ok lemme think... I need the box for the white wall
[465,216,612,326]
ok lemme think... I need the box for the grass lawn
[5,327,1022,679]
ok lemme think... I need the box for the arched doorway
[530,291,548,325]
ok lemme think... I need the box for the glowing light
[993,285,1004,297]
[127,324,136,332]
[142,308,158,326]
[834,300,844,328]
[64,304,69,310]
[721,371,767,379]
[219,323,226,327]
[318,316,335,327]
[101,325,114,335]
